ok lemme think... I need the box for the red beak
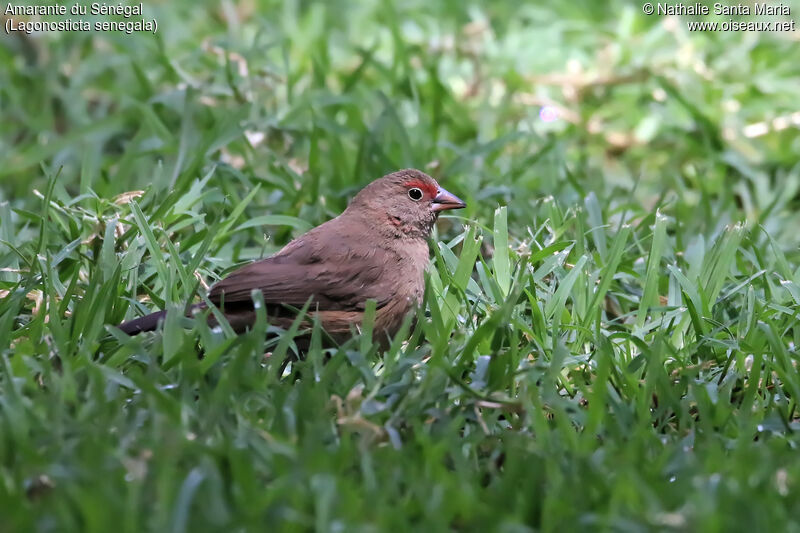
[432,186,466,212]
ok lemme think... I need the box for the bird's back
[209,212,430,344]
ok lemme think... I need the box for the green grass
[3,0,800,530]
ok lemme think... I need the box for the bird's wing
[208,232,395,312]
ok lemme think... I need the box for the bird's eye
[408,187,423,201]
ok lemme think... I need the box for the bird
[118,169,466,348]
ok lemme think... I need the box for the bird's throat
[386,213,433,239]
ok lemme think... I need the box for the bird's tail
[118,303,209,335]
[117,310,169,335]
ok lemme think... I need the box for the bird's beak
[432,187,466,212]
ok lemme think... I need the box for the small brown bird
[118,169,466,346]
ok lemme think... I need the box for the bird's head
[347,169,466,239]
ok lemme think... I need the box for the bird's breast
[371,240,428,339]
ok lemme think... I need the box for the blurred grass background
[2,0,800,531]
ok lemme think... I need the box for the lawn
[2,0,800,531]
